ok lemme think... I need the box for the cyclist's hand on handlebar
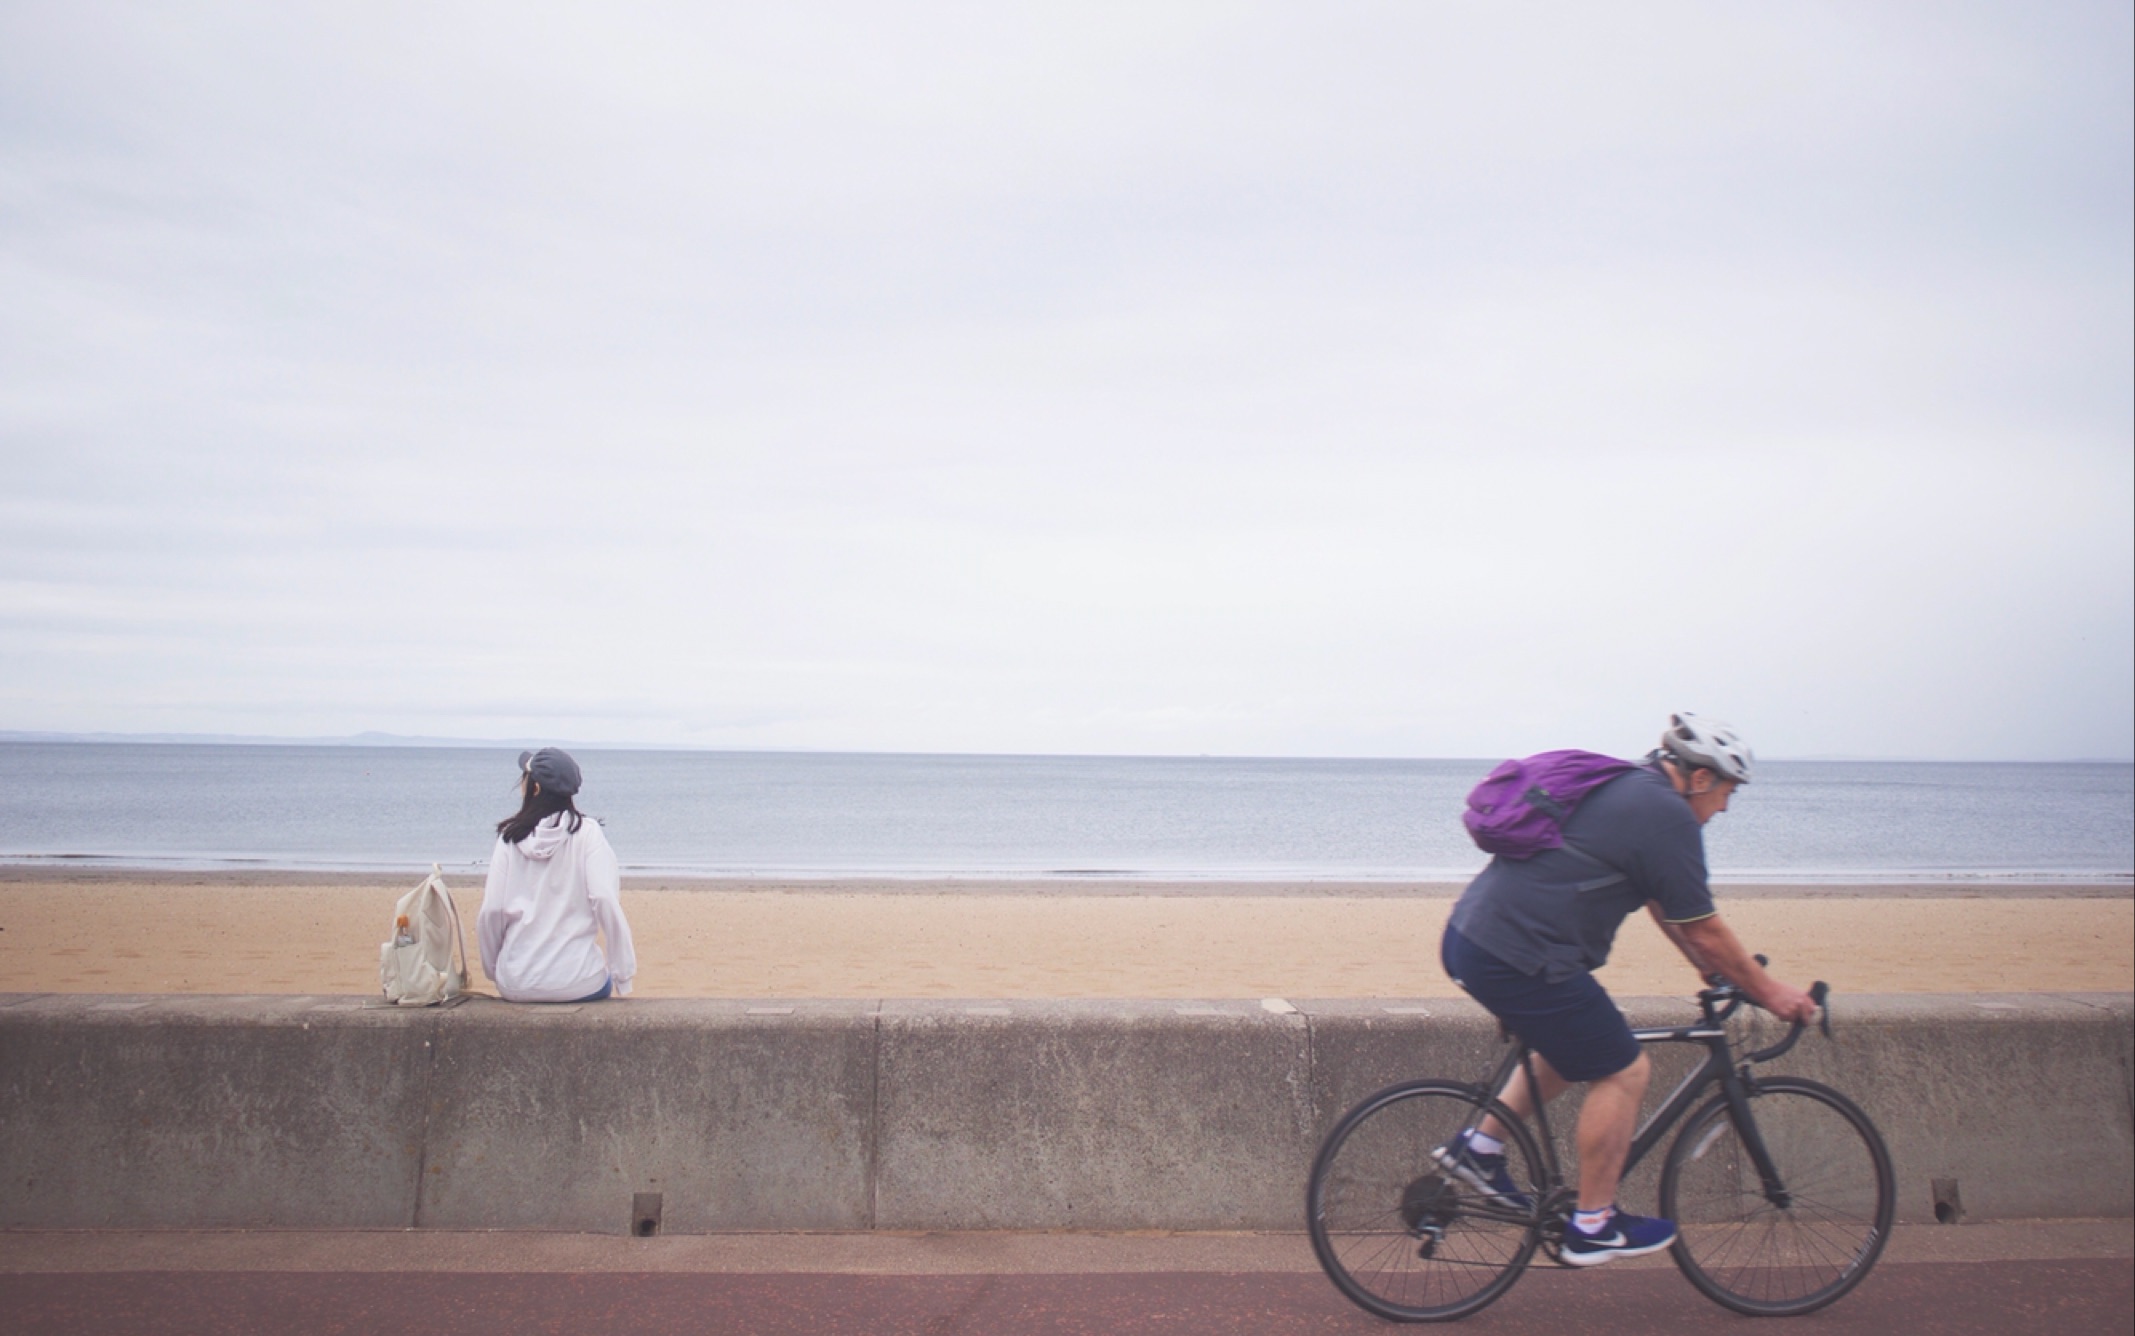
[1760,980,1819,1025]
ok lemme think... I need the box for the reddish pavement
[4,1259,2129,1335]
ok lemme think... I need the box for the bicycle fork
[1718,1069,1793,1209]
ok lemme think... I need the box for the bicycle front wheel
[1660,1076,1895,1316]
[1307,1079,1543,1322]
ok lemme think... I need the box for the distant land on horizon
[1,730,2129,766]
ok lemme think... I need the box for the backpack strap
[431,863,471,994]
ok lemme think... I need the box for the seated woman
[478,747,637,1002]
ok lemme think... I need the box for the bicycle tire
[1307,1079,1544,1322]
[1660,1076,1895,1316]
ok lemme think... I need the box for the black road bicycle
[1307,971,1894,1322]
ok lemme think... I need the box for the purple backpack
[1463,750,1638,859]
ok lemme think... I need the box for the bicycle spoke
[1661,1079,1894,1317]
[1308,1081,1543,1321]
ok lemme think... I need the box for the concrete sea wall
[2,992,2127,1232]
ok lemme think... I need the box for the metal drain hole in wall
[1931,1178,1964,1224]
[632,1192,663,1237]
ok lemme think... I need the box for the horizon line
[1,729,2128,767]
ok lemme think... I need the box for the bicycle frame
[1464,982,1827,1222]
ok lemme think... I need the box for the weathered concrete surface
[874,1001,1314,1229]
[1759,992,2135,1221]
[0,995,431,1228]
[1,992,2127,1231]
[416,1000,877,1232]
[1303,998,1509,1129]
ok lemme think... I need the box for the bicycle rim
[1307,1080,1543,1322]
[1660,1076,1895,1316]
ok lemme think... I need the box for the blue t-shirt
[1449,764,1716,982]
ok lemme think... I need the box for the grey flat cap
[517,747,582,796]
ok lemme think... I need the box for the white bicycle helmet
[1660,712,1754,784]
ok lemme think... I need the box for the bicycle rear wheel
[1307,1079,1543,1322]
[1660,1076,1895,1316]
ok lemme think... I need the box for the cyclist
[1435,713,1818,1265]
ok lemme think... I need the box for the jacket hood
[519,812,574,861]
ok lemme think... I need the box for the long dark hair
[496,781,587,845]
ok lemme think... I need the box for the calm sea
[0,742,2129,883]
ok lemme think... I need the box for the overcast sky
[2,2,2129,761]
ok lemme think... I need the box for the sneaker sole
[1560,1235,1677,1267]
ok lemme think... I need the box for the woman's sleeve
[587,831,636,994]
[477,841,507,981]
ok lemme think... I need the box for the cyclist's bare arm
[1648,905,1817,1023]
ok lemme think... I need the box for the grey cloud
[1,2,2128,758]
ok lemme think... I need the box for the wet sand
[0,870,2126,998]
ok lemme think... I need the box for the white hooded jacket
[478,812,637,1002]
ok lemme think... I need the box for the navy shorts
[1441,925,1641,1082]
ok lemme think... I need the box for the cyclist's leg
[1485,1049,1570,1137]
[1446,925,1646,1209]
[1504,973,1644,1212]
[1441,926,1601,1143]
[1575,1050,1650,1210]
[1442,924,1567,1140]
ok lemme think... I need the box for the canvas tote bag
[379,863,470,1005]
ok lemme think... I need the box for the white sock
[1573,1206,1614,1234]
[1465,1130,1505,1156]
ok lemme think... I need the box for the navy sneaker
[1560,1208,1677,1266]
[1431,1133,1532,1211]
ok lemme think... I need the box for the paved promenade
[4,1221,2126,1335]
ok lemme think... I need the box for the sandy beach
[0,869,2126,999]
